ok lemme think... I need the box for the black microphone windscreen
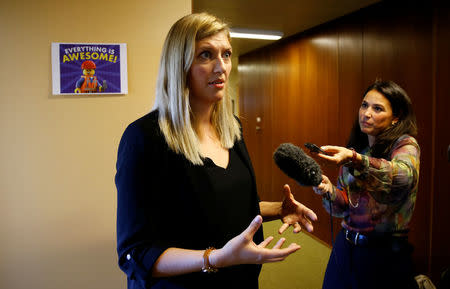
[273,143,322,186]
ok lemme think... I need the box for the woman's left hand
[317,145,353,166]
[278,184,318,234]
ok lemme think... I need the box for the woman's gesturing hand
[278,184,318,234]
[210,215,301,268]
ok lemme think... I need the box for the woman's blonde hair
[154,12,241,165]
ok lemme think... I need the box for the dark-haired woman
[313,80,420,289]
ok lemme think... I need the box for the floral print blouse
[323,135,420,233]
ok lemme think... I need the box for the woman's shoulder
[396,135,419,146]
[125,109,160,132]
[393,135,420,152]
[120,110,163,145]
[128,109,159,129]
[233,114,243,135]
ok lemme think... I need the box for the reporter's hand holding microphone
[312,175,334,200]
[273,142,336,200]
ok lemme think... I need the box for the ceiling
[193,0,380,56]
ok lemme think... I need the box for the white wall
[0,1,190,288]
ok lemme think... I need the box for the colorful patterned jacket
[323,135,420,233]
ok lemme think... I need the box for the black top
[115,110,263,289]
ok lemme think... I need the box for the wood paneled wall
[431,5,450,285]
[238,1,449,283]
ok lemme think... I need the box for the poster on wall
[51,42,127,95]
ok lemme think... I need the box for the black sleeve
[115,121,168,287]
[234,115,261,205]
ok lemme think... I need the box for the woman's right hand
[210,215,301,268]
[313,175,333,198]
[317,145,353,166]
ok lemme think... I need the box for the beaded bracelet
[344,148,357,167]
[350,148,357,163]
[202,247,218,273]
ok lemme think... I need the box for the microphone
[273,143,322,186]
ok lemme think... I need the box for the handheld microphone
[273,143,322,186]
[274,143,335,245]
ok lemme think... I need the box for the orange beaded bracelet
[202,247,218,273]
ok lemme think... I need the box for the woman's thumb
[242,215,262,238]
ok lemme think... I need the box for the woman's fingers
[279,221,305,234]
[263,243,301,262]
[320,145,340,152]
[313,186,324,195]
[304,206,318,222]
[318,146,348,164]
[242,215,263,240]
[282,184,296,202]
[278,222,290,234]
[252,239,301,264]
[317,154,335,161]
[258,236,299,253]
[292,222,302,233]
[300,218,314,233]
[272,237,286,249]
[314,175,330,194]
[258,236,274,248]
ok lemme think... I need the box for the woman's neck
[368,135,376,147]
[191,104,216,141]
[195,119,217,141]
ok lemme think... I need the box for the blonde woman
[115,13,317,289]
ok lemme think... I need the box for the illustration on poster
[74,60,107,93]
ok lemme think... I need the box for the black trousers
[322,229,418,289]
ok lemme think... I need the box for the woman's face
[359,89,398,138]
[188,31,232,109]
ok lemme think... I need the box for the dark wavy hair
[347,80,417,158]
